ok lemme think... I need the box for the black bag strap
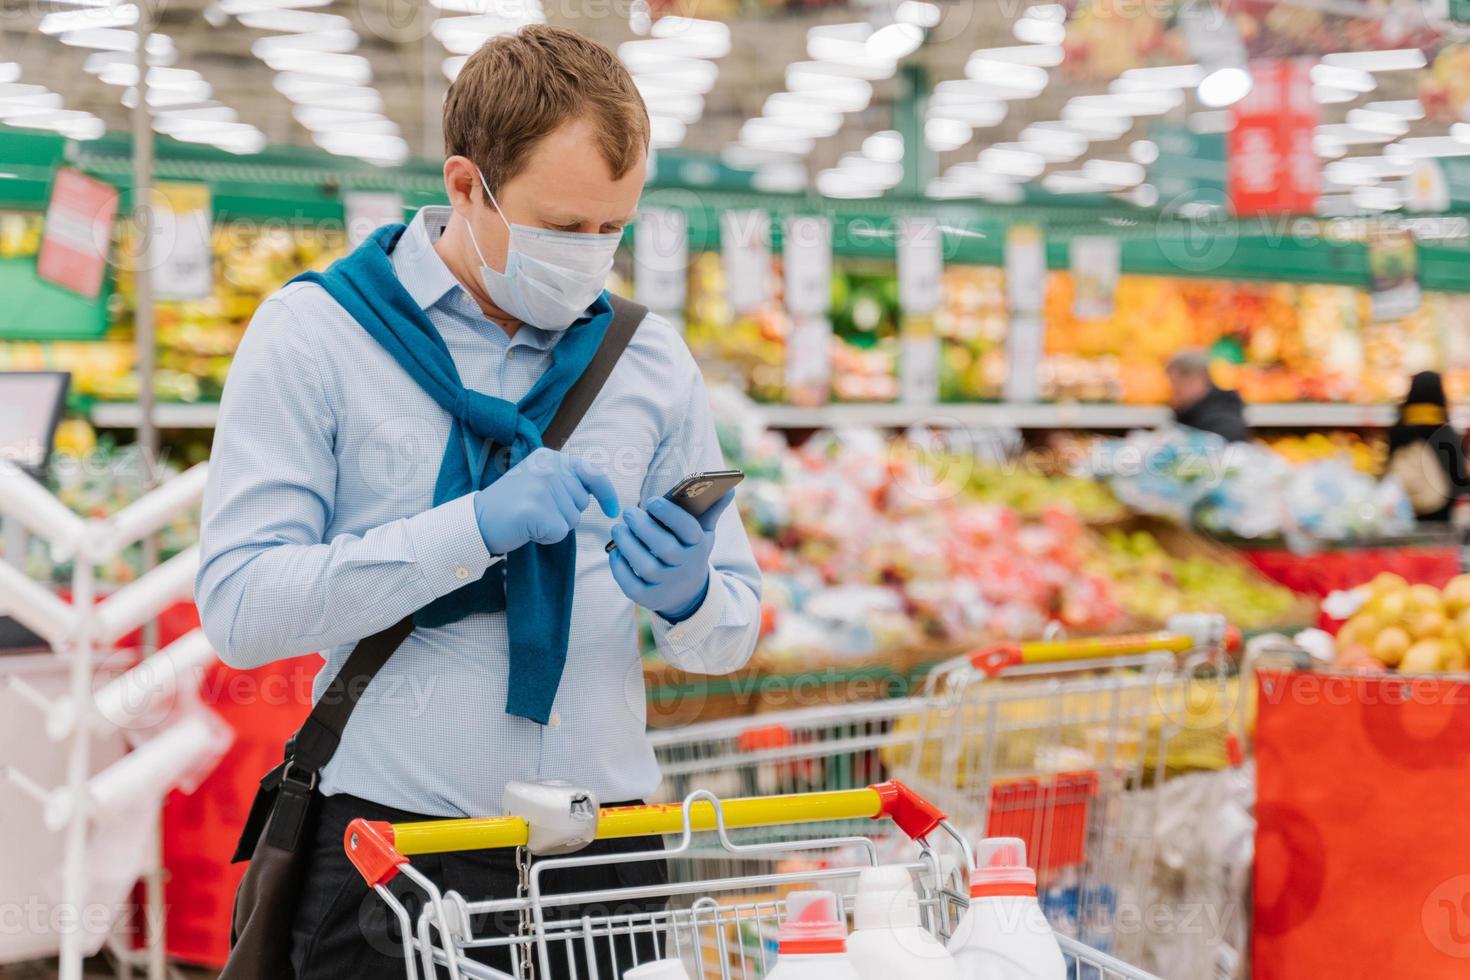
[285,294,648,779]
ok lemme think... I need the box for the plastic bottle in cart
[766,890,861,980]
[622,959,693,979]
[948,838,1067,980]
[846,865,960,980]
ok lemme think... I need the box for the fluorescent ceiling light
[1322,49,1427,72]
[621,34,728,63]
[770,79,870,113]
[945,72,1045,101]
[1312,85,1358,104]
[736,132,814,156]
[0,95,66,118]
[1129,139,1160,165]
[84,50,175,73]
[443,56,466,81]
[753,162,807,193]
[927,98,1007,128]
[863,130,904,163]
[1117,63,1203,90]
[763,91,852,119]
[0,83,56,101]
[807,22,872,60]
[868,23,924,61]
[1363,100,1425,121]
[1197,66,1253,107]
[979,144,1046,178]
[1013,17,1065,45]
[724,143,804,168]
[650,15,731,54]
[1455,123,1470,144]
[154,104,239,123]
[293,105,396,130]
[208,132,268,155]
[745,110,841,139]
[252,30,360,57]
[625,57,717,93]
[1309,64,1375,93]
[1066,90,1180,116]
[835,154,902,185]
[1188,110,1231,133]
[1025,3,1067,22]
[816,170,884,199]
[237,8,349,32]
[39,4,137,35]
[430,0,540,10]
[896,1,942,28]
[1316,122,1396,145]
[313,131,409,164]
[1020,124,1088,160]
[1083,158,1147,187]
[1324,159,1383,186]
[1314,134,1348,158]
[1346,108,1410,137]
[970,44,1063,67]
[1388,137,1470,158]
[122,84,215,108]
[925,117,972,152]
[96,65,204,89]
[641,89,704,124]
[965,59,1048,92]
[219,0,332,13]
[256,50,372,83]
[0,64,19,85]
[435,15,533,53]
[154,117,253,137]
[1043,172,1108,194]
[1121,183,1159,207]
[1352,184,1403,211]
[60,28,175,57]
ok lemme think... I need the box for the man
[1166,349,1249,443]
[196,25,761,979]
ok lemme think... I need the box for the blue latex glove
[473,447,620,555]
[608,490,735,622]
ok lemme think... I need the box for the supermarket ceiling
[0,0,1467,210]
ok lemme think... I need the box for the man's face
[458,116,646,274]
[1168,369,1210,411]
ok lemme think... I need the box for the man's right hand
[473,447,620,555]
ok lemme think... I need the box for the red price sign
[1228,59,1321,216]
[36,167,118,299]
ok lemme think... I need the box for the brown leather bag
[220,295,647,979]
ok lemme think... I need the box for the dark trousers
[292,792,668,980]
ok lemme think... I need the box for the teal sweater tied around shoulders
[293,224,615,725]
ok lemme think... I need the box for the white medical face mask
[465,169,620,330]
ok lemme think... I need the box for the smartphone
[606,469,745,553]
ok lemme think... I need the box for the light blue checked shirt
[196,206,761,817]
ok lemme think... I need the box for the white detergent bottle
[622,959,693,979]
[948,837,1066,980]
[766,890,861,980]
[846,865,960,980]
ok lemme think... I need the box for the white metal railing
[0,461,218,980]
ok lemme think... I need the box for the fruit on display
[1420,44,1470,123]
[830,266,900,403]
[1265,433,1384,475]
[962,463,1128,524]
[685,251,788,403]
[1087,528,1304,631]
[0,212,42,259]
[937,266,1006,401]
[1335,574,1470,673]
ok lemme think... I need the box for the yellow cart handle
[344,781,945,888]
[966,627,1239,677]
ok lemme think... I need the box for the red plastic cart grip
[345,818,407,887]
[968,645,1023,678]
[870,780,946,841]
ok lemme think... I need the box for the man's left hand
[607,491,734,622]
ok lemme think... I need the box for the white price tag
[1005,314,1045,403]
[152,183,213,301]
[344,191,404,248]
[1005,225,1047,316]
[785,314,832,406]
[721,209,771,314]
[634,207,688,313]
[782,216,832,316]
[900,333,940,405]
[1070,236,1121,320]
[897,217,943,314]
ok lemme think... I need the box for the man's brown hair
[443,25,650,195]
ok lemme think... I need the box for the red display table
[1254,668,1470,977]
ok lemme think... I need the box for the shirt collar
[391,206,462,312]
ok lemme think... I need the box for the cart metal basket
[343,782,1163,980]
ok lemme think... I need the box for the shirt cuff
[408,493,495,600]
[650,566,726,672]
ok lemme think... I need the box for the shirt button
[454,566,470,580]
[506,348,516,361]
[669,628,684,642]
[550,711,562,728]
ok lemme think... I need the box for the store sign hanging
[37,167,119,300]
[634,206,688,315]
[1368,226,1421,322]
[1004,225,1047,402]
[782,215,832,317]
[1070,236,1121,320]
[1227,58,1321,216]
[344,190,404,248]
[720,209,770,314]
[151,182,213,301]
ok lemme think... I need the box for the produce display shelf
[85,401,1419,431]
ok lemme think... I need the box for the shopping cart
[647,615,1243,965]
[342,781,1162,980]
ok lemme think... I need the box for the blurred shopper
[198,26,760,980]
[1166,349,1249,443]
[1387,371,1470,523]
